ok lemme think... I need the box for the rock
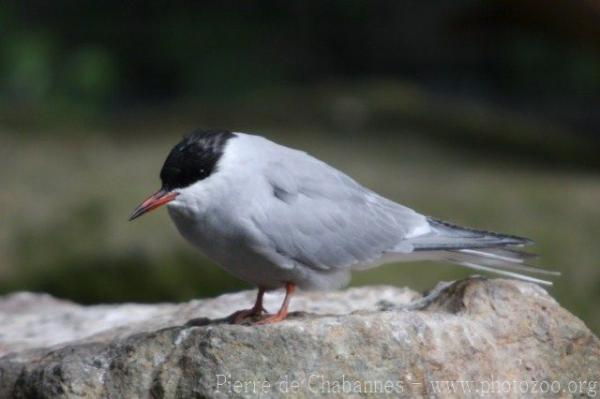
[0,278,598,398]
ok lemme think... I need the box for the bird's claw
[254,313,286,324]
[230,306,268,324]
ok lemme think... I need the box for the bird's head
[129,129,235,221]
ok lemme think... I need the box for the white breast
[165,134,309,288]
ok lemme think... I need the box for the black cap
[160,129,236,191]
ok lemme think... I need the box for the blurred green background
[1,1,599,332]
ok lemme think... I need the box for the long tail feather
[453,260,553,286]
[453,249,560,276]
[482,247,539,260]
[406,218,559,286]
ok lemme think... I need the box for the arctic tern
[129,129,557,324]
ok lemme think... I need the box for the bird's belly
[167,207,293,288]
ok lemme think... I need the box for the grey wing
[245,145,558,286]
[249,155,429,271]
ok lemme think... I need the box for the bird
[129,129,558,324]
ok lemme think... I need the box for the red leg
[231,287,267,324]
[256,282,296,324]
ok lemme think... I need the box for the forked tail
[410,218,560,285]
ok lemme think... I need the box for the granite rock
[0,277,598,398]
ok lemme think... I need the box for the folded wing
[250,149,558,285]
[250,155,429,271]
